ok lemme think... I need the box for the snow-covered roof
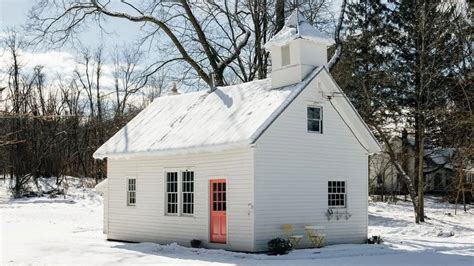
[93,68,324,159]
[404,138,455,169]
[265,10,334,49]
[425,148,455,170]
[427,148,455,166]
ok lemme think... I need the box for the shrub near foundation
[267,237,293,255]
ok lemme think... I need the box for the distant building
[370,134,470,196]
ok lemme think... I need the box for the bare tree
[112,46,148,118]
[275,0,286,33]
[327,0,347,70]
[28,0,341,87]
[28,0,251,86]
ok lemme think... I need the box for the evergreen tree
[333,0,471,223]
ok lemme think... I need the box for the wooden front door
[210,179,227,243]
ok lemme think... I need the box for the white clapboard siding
[104,187,108,234]
[253,73,369,251]
[106,148,255,252]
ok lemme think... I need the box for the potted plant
[267,237,293,255]
[190,239,202,248]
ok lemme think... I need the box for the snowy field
[1,178,473,265]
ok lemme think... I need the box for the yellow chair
[282,224,304,248]
[305,226,326,248]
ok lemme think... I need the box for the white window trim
[328,180,347,209]
[307,106,323,134]
[165,170,179,216]
[164,168,195,217]
[181,170,195,217]
[127,178,136,207]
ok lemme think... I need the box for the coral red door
[210,179,226,243]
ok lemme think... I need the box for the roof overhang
[93,141,251,160]
[319,68,382,154]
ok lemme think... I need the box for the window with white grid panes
[182,171,194,215]
[166,172,178,214]
[307,106,323,133]
[127,178,136,206]
[328,181,346,207]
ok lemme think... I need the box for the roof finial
[168,82,180,96]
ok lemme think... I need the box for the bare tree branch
[328,0,347,70]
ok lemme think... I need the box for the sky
[1,0,467,89]
[0,0,152,94]
[0,0,142,49]
[0,0,344,93]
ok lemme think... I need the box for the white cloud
[0,49,116,88]
[0,48,149,111]
[22,51,76,79]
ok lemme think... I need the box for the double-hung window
[166,172,179,214]
[127,178,136,206]
[182,171,194,215]
[165,170,194,216]
[307,106,323,133]
[328,181,346,208]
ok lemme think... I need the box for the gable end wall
[254,74,369,251]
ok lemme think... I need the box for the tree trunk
[275,0,285,34]
[328,0,347,70]
[462,186,466,212]
[381,173,385,202]
[415,0,428,223]
[417,120,425,221]
[454,169,463,215]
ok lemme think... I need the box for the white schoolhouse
[94,11,381,252]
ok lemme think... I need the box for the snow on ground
[1,178,473,265]
[369,197,474,258]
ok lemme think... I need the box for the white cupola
[265,10,334,88]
